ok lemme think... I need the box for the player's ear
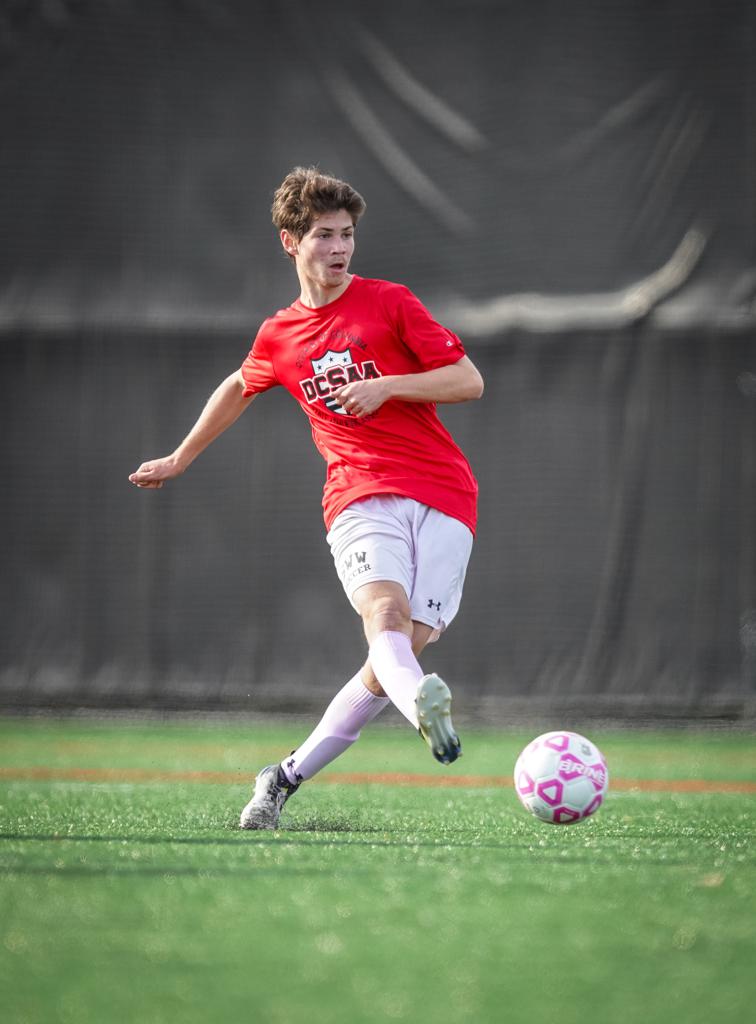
[280,229,298,258]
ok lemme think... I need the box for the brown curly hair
[271,166,366,241]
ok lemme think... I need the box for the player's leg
[239,670,388,830]
[239,622,433,830]
[240,496,471,830]
[403,501,473,763]
[354,580,426,725]
[360,619,435,695]
[326,495,472,765]
[355,581,461,764]
[279,668,389,787]
[277,618,432,787]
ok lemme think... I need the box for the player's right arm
[129,370,256,489]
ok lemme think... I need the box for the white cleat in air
[415,673,461,765]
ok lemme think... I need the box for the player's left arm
[333,355,484,418]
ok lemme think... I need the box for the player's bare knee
[361,594,411,641]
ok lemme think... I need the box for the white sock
[281,672,389,784]
[368,630,424,728]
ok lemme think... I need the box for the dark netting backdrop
[1,0,754,717]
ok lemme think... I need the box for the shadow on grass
[0,817,387,844]
[0,862,342,879]
[0,830,694,870]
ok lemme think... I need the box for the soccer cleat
[239,764,300,830]
[415,673,461,765]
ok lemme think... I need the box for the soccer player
[129,167,483,829]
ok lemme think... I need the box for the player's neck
[297,274,353,309]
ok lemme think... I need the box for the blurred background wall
[1,0,754,719]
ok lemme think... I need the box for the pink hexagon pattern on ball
[588,762,608,791]
[516,770,535,796]
[544,733,570,752]
[536,778,563,806]
[554,806,581,824]
[582,794,603,818]
[557,752,585,781]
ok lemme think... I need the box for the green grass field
[1,717,755,1024]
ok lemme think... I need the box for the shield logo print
[311,349,354,415]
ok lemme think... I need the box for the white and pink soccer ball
[514,731,608,825]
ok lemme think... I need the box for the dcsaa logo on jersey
[299,348,381,416]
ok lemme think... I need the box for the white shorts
[326,495,473,640]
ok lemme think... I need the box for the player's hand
[129,454,185,489]
[332,378,393,418]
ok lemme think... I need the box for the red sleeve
[240,323,278,397]
[383,282,466,370]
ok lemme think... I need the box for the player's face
[286,210,356,293]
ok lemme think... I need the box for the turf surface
[1,717,755,1023]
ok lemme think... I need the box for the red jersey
[240,275,478,532]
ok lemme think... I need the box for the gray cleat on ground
[239,764,300,830]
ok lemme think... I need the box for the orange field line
[1,766,755,794]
